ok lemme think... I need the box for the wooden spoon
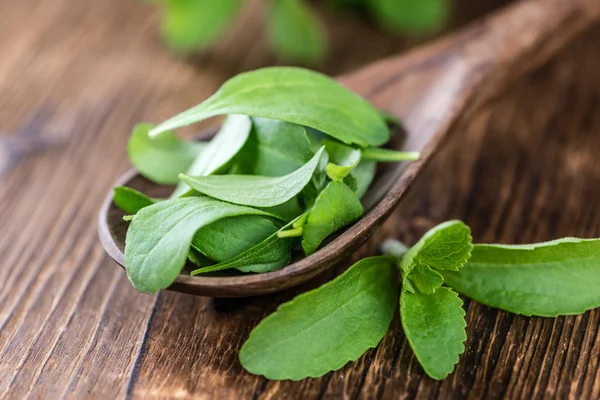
[98,0,600,297]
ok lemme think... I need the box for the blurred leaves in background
[151,0,450,63]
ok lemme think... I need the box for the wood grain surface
[1,0,600,398]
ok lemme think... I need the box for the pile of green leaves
[240,221,600,380]
[150,0,450,62]
[114,66,419,294]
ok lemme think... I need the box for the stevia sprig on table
[114,66,420,294]
[239,221,600,381]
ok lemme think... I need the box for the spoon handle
[343,0,600,151]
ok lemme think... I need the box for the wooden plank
[3,0,600,398]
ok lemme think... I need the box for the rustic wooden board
[2,0,600,398]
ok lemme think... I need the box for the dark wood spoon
[99,0,600,297]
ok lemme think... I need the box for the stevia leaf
[127,123,205,185]
[370,0,449,35]
[343,173,358,193]
[302,181,364,255]
[400,286,466,380]
[191,215,306,275]
[236,117,314,177]
[300,148,329,207]
[149,67,389,147]
[410,263,444,295]
[236,256,292,274]
[192,215,279,262]
[124,197,276,293]
[352,161,377,199]
[161,0,242,52]
[188,247,215,268]
[113,186,155,215]
[260,197,304,222]
[443,238,600,317]
[239,256,398,380]
[400,220,472,293]
[322,139,361,182]
[179,147,325,207]
[192,230,294,274]
[171,114,251,198]
[266,0,327,63]
[113,188,282,264]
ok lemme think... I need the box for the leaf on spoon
[400,286,466,380]
[113,186,155,215]
[266,0,327,63]
[235,117,315,177]
[191,216,305,275]
[443,238,600,317]
[149,67,389,147]
[300,146,329,207]
[239,256,398,380]
[127,123,206,185]
[188,247,215,268]
[260,196,304,223]
[113,186,278,264]
[179,146,325,207]
[352,161,377,199]
[302,181,364,255]
[192,215,279,262]
[400,220,473,294]
[124,197,276,293]
[343,173,358,193]
[322,139,361,182]
[171,114,251,198]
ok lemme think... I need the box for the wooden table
[1,0,600,398]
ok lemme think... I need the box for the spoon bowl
[98,0,600,297]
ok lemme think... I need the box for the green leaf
[179,146,325,207]
[124,197,276,293]
[127,123,205,185]
[161,0,243,52]
[343,173,358,193]
[400,220,473,293]
[260,197,304,222]
[192,215,279,262]
[113,186,155,215]
[409,263,444,294]
[322,139,361,182]
[443,238,600,317]
[302,181,364,255]
[171,114,251,198]
[236,117,314,177]
[115,189,282,266]
[188,247,215,268]
[370,0,449,35]
[240,256,398,380]
[149,67,389,147]
[352,161,377,199]
[360,147,420,162]
[400,286,466,380]
[300,147,329,207]
[191,216,304,275]
[266,0,327,63]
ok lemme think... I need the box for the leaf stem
[361,148,420,162]
[277,227,304,238]
[381,239,409,260]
